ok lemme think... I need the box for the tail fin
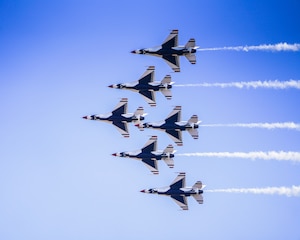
[185,38,196,48]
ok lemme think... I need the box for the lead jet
[140,172,204,210]
[131,29,198,72]
[111,136,175,174]
[136,106,200,146]
[108,66,173,107]
[82,98,146,138]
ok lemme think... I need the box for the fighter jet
[140,172,204,210]
[108,66,174,107]
[136,106,200,146]
[82,98,146,138]
[111,136,175,174]
[131,29,198,72]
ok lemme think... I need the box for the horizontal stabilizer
[185,54,196,64]
[188,115,198,124]
[134,107,144,119]
[193,181,203,189]
[161,89,172,100]
[187,128,198,139]
[185,38,196,48]
[163,144,174,154]
[161,75,172,84]
[163,158,174,168]
[192,194,203,204]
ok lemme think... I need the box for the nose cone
[111,153,117,156]
[131,50,137,54]
[140,189,145,193]
[108,84,113,88]
[82,116,88,119]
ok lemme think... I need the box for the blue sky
[1,0,300,239]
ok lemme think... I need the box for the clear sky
[1,0,300,239]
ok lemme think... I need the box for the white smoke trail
[177,151,300,162]
[197,43,300,52]
[200,122,300,130]
[174,80,300,89]
[206,186,300,197]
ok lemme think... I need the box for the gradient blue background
[1,1,300,239]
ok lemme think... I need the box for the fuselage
[135,46,197,56]
[114,83,172,92]
[143,121,199,131]
[119,151,174,161]
[87,114,144,123]
[146,187,203,196]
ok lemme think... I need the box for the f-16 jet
[111,136,175,174]
[140,172,204,210]
[108,66,173,107]
[82,98,145,138]
[131,29,198,72]
[136,106,200,146]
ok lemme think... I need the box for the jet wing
[112,121,129,138]
[139,90,156,107]
[162,55,180,72]
[112,98,128,115]
[162,29,178,49]
[138,66,155,85]
[141,136,157,153]
[165,129,182,146]
[141,158,159,174]
[170,172,186,189]
[165,106,181,123]
[170,195,188,210]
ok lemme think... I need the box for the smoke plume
[197,43,300,52]
[174,80,300,89]
[177,151,300,162]
[206,186,300,197]
[200,122,300,130]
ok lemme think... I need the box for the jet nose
[140,189,145,193]
[111,153,117,156]
[108,84,113,88]
[131,50,137,54]
[82,116,88,119]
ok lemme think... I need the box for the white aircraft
[136,106,200,146]
[141,172,205,210]
[112,136,175,174]
[82,98,146,138]
[108,66,174,107]
[131,29,198,72]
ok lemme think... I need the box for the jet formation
[141,172,205,210]
[108,66,174,107]
[83,30,203,210]
[131,29,198,72]
[136,106,201,146]
[112,135,175,174]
